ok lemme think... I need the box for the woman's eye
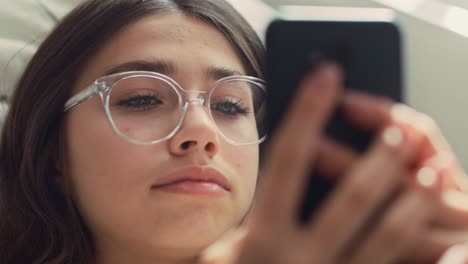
[211,98,250,119]
[118,95,162,111]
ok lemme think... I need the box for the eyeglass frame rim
[63,70,268,146]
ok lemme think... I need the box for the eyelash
[117,93,252,119]
[211,98,250,119]
[118,93,163,111]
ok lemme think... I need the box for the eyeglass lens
[107,75,266,144]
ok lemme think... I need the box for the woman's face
[63,13,259,262]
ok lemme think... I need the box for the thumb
[198,227,248,264]
[437,243,468,264]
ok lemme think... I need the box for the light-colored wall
[233,0,468,169]
[226,0,277,39]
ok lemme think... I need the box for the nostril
[205,142,216,153]
[178,141,217,155]
[181,141,195,150]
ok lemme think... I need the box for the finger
[405,229,468,263]
[343,91,453,159]
[342,92,467,193]
[433,190,468,229]
[342,91,393,131]
[420,153,468,192]
[437,243,468,264]
[341,92,427,161]
[303,125,419,262]
[315,136,358,179]
[411,160,468,229]
[314,123,425,182]
[253,63,342,227]
[347,189,430,264]
[199,228,248,264]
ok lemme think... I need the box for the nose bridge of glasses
[180,91,216,129]
[182,90,208,106]
[176,97,218,146]
[182,98,210,120]
[188,97,205,106]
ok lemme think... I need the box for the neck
[95,253,199,264]
[94,241,201,264]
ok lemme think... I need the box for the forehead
[75,12,246,91]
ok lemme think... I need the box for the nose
[168,102,220,158]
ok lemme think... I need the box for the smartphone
[264,7,404,223]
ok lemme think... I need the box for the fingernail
[390,103,414,123]
[382,125,404,147]
[321,63,343,84]
[442,190,468,212]
[306,63,341,92]
[438,244,468,264]
[299,67,341,109]
[416,166,442,189]
[421,154,456,189]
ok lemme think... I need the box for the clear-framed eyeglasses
[64,71,267,146]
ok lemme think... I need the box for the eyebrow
[105,60,176,76]
[207,67,243,80]
[104,60,243,80]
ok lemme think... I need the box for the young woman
[1,1,468,263]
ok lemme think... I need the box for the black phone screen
[264,19,403,223]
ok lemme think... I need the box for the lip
[151,165,231,195]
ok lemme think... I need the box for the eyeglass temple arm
[64,84,98,112]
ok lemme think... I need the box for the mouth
[151,166,231,196]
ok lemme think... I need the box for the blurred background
[0,0,467,169]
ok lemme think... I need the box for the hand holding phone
[201,65,446,264]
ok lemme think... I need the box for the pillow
[0,0,79,133]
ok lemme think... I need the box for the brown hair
[0,0,265,263]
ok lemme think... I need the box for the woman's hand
[290,89,468,263]
[339,92,468,262]
[199,64,468,264]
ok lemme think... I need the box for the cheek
[63,103,260,248]
[223,143,259,209]
[63,107,162,236]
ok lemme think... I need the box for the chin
[143,224,226,260]
[139,195,244,255]
[145,211,235,254]
[160,218,228,244]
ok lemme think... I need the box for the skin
[62,13,259,264]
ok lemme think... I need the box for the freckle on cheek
[120,126,130,133]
